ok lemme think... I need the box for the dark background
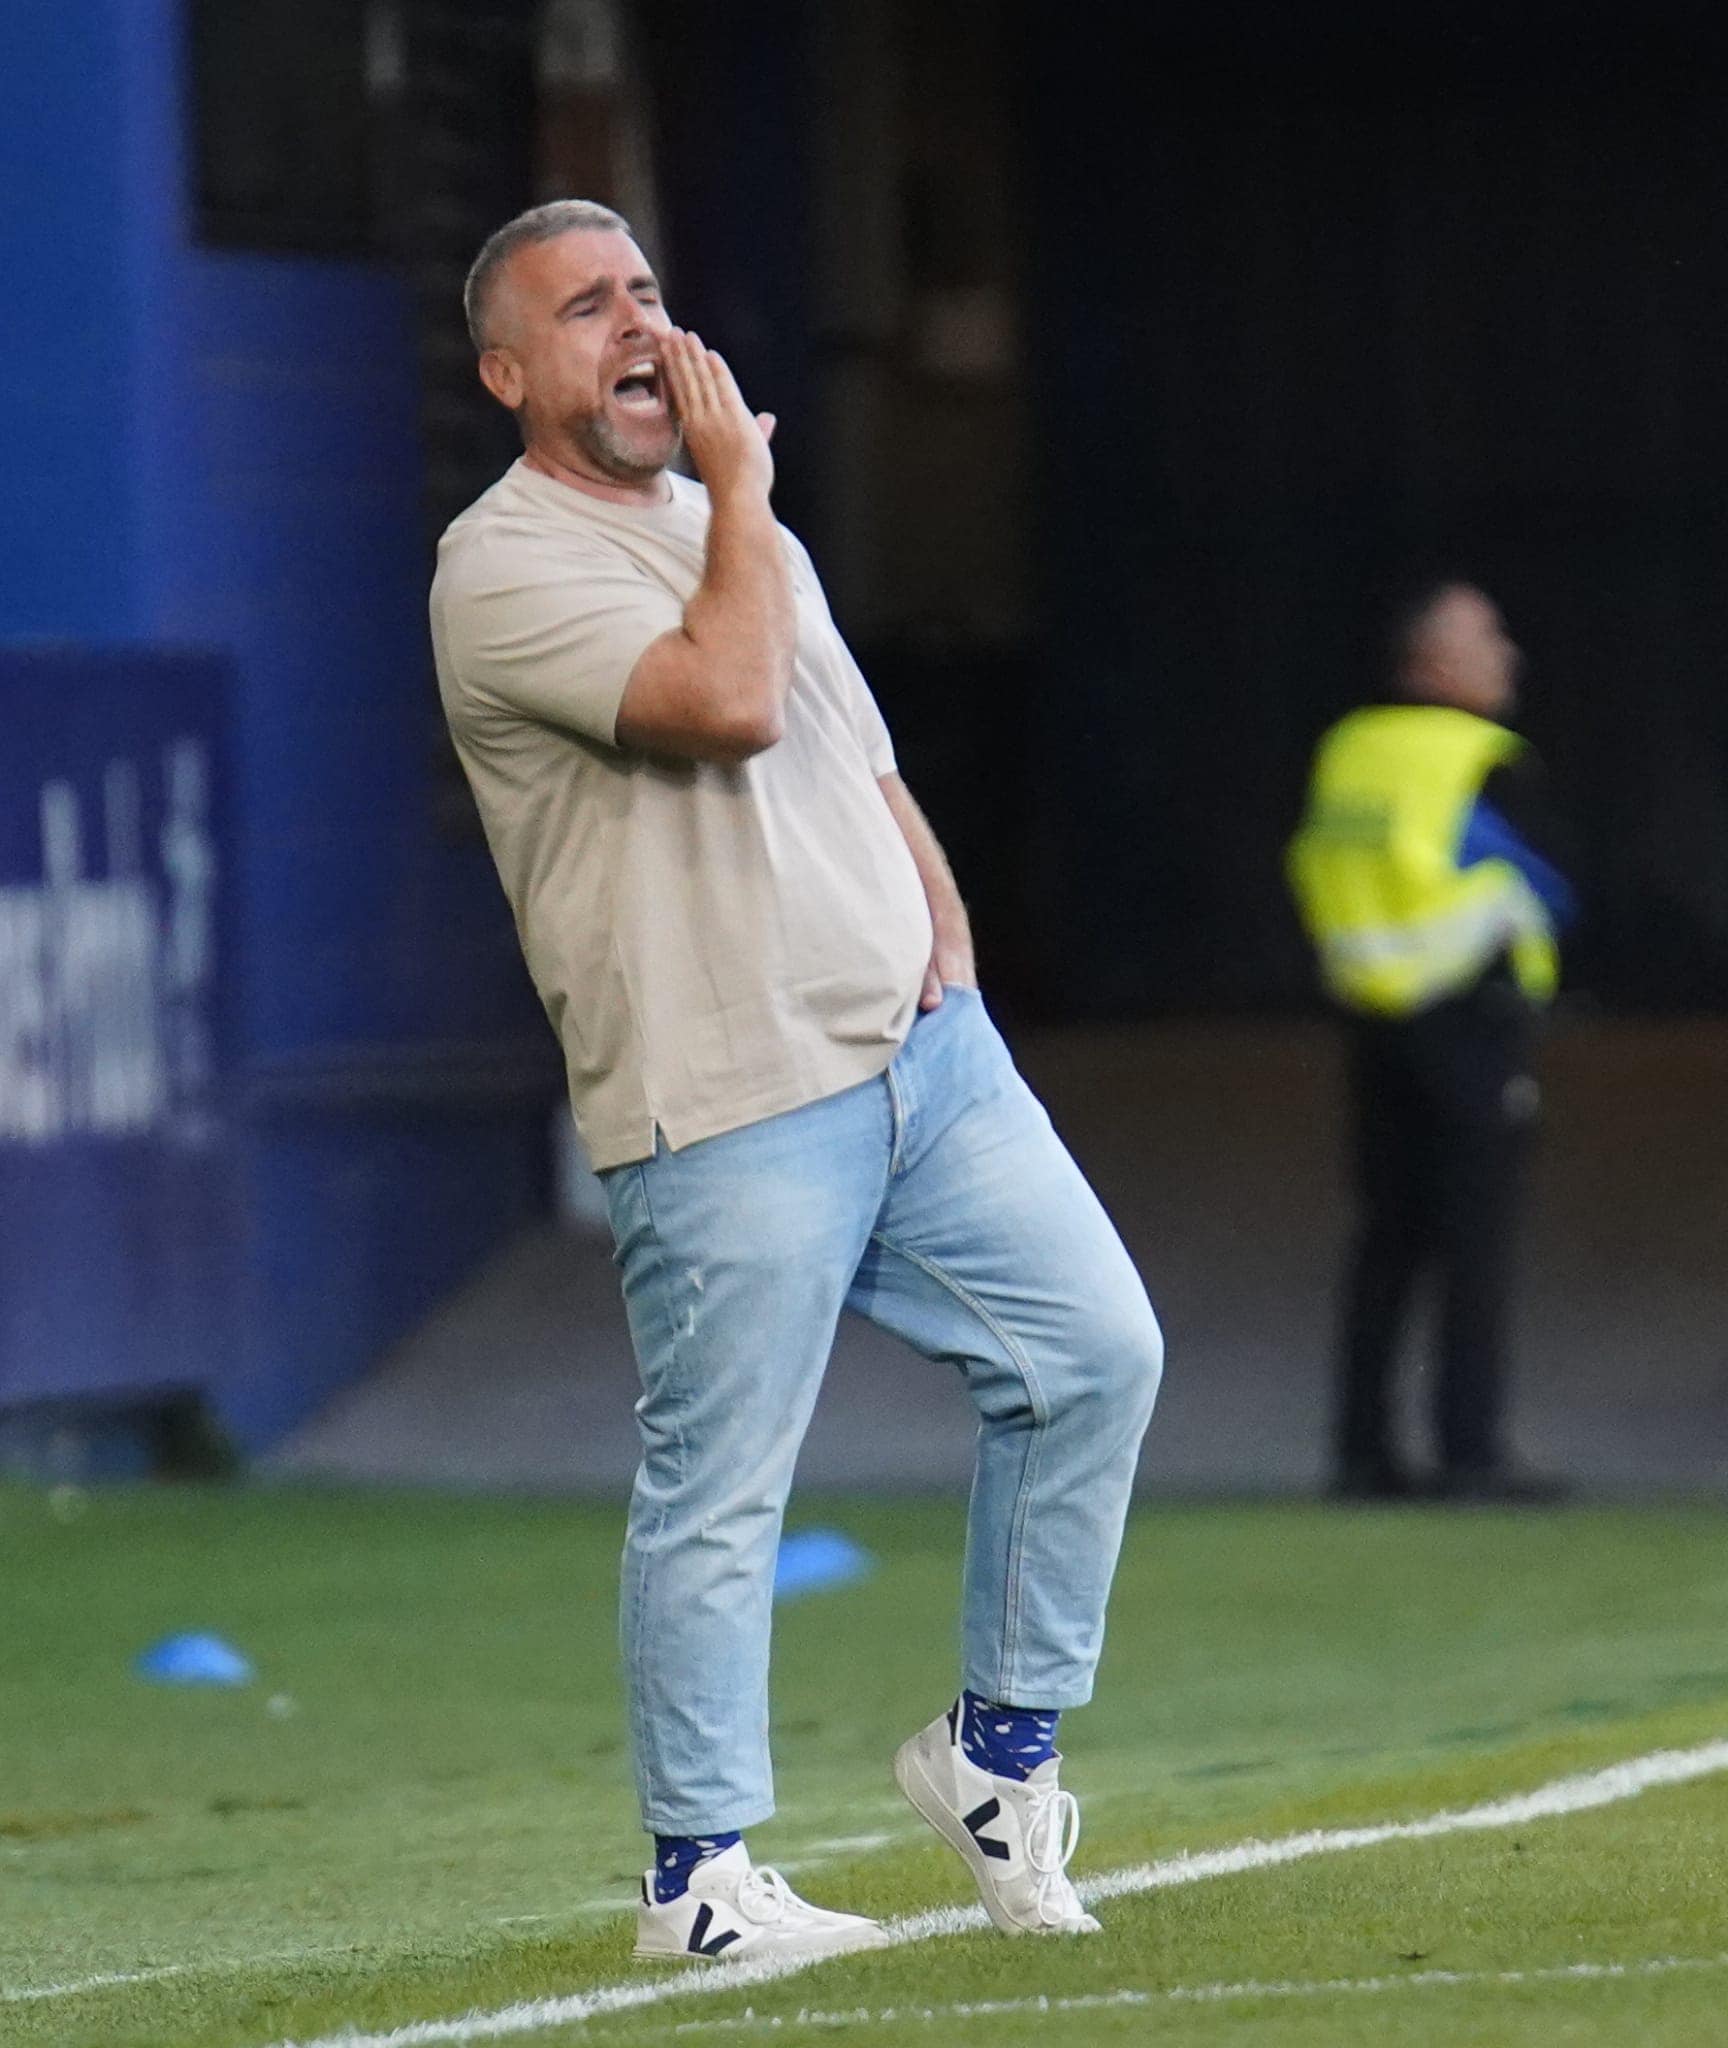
[636,0,1728,1017]
[1025,0,1728,1016]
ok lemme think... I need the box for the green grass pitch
[3,1484,1726,2047]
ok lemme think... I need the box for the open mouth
[611,360,665,414]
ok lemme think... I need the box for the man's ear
[478,348,523,411]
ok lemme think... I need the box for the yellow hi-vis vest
[1286,705,1560,1018]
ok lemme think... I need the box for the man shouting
[431,199,1163,1964]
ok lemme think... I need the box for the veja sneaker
[894,1703,1100,1936]
[633,1842,890,1964]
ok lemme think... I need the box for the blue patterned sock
[651,1830,743,1903]
[959,1690,1061,1781]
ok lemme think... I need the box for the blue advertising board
[0,647,236,1414]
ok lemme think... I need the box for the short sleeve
[434,528,685,746]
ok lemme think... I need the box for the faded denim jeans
[602,987,1164,1834]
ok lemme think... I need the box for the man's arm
[1464,752,1580,929]
[615,329,794,764]
[878,771,976,1011]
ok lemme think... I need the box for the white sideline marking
[245,1736,1728,2048]
[498,1901,633,1928]
[1,1946,370,2005]
[1082,1735,1728,1907]
[659,1954,1728,2033]
[775,1832,896,1876]
[3,1965,192,2005]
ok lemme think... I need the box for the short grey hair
[463,199,635,351]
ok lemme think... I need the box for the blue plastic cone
[773,1528,874,1602]
[134,1633,255,1686]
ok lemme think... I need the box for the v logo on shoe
[963,1796,1012,1861]
[686,1902,742,1958]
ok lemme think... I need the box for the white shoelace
[1023,1783,1084,1927]
[735,1863,801,1924]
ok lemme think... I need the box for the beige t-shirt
[430,459,933,1169]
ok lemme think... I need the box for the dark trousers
[1335,983,1539,1477]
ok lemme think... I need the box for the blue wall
[0,0,554,1451]
[0,3,149,632]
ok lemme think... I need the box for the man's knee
[1054,1290,1164,1436]
[1119,1297,1165,1426]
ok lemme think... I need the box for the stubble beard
[570,404,683,486]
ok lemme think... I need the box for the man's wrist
[705,473,775,519]
[930,925,977,982]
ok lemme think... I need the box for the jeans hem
[640,1798,777,1837]
[960,1673,1096,1712]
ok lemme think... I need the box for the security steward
[1288,583,1576,1503]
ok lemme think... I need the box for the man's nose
[614,305,660,342]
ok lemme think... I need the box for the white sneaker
[894,1703,1100,1936]
[633,1842,890,1964]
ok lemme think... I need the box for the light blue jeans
[602,988,1164,1834]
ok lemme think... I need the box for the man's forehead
[512,228,655,298]
[1428,586,1494,634]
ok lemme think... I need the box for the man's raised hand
[661,328,775,503]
